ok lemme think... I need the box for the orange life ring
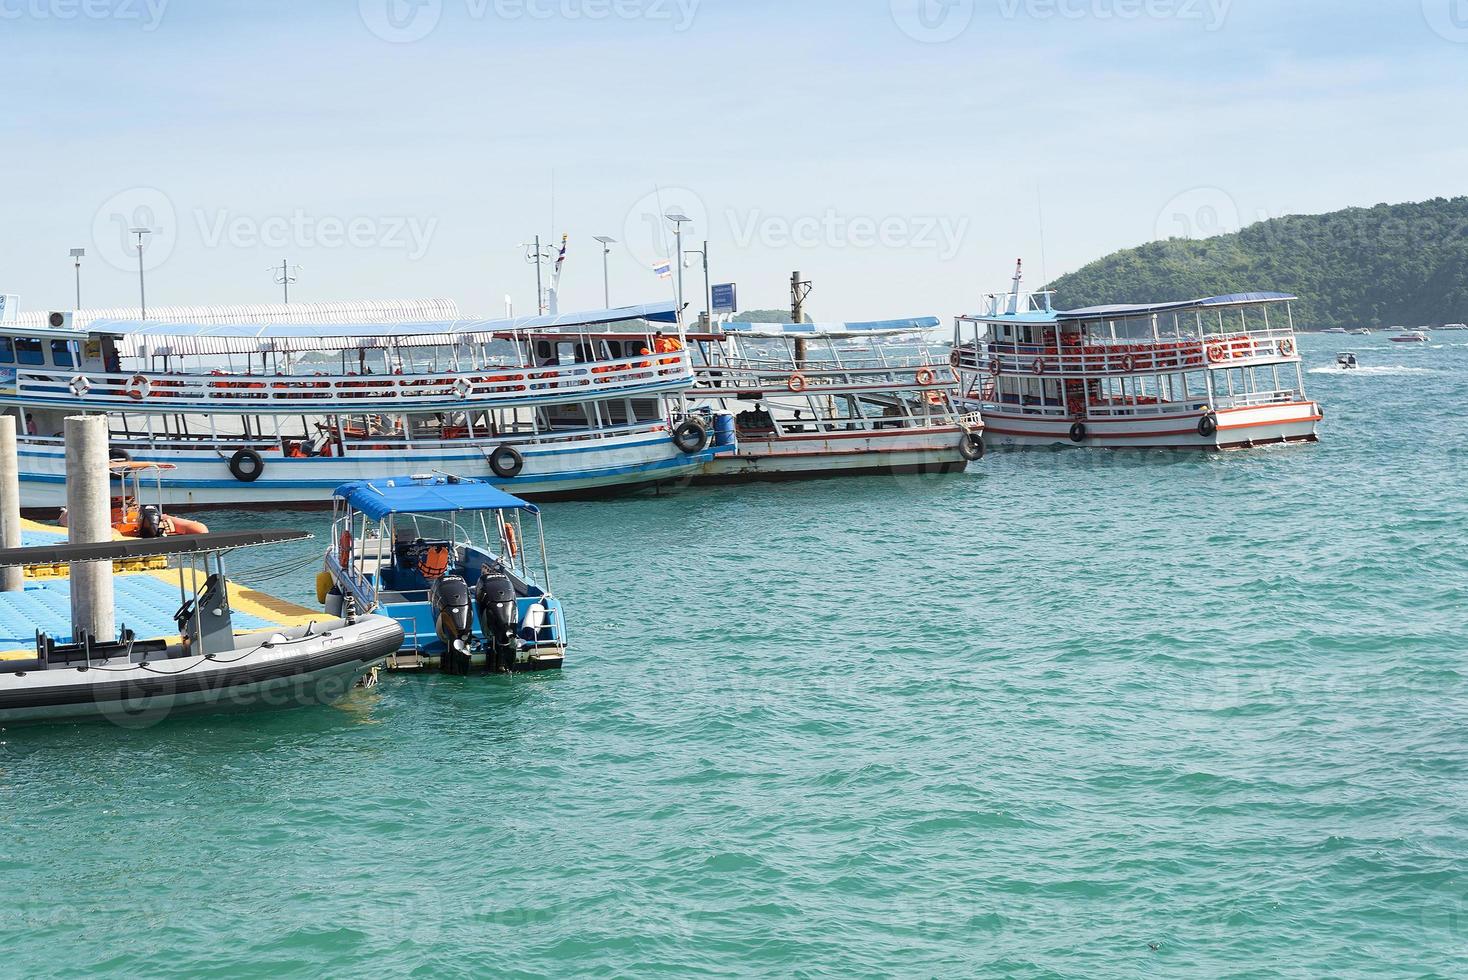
[338,531,352,569]
[1279,339,1295,356]
[916,368,936,386]
[1207,344,1227,364]
[1032,358,1046,376]
[788,373,809,393]
[126,375,150,401]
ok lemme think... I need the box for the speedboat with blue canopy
[321,474,565,674]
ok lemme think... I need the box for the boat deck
[0,569,322,659]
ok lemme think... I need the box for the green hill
[1045,197,1468,329]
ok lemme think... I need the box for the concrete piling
[0,414,20,593]
[65,415,114,642]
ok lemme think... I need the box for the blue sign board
[711,283,738,314]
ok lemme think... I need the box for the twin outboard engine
[430,576,475,676]
[474,569,520,674]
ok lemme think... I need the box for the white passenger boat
[952,262,1321,450]
[684,319,982,478]
[1390,330,1429,343]
[1,301,733,510]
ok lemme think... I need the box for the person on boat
[24,413,37,436]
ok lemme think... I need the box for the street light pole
[69,248,85,310]
[682,240,713,328]
[129,228,151,319]
[593,236,617,309]
[665,213,690,314]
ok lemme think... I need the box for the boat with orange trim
[952,260,1322,450]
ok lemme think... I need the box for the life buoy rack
[1207,344,1228,364]
[126,375,151,401]
[788,373,809,393]
[916,368,936,387]
[228,449,264,483]
[489,444,525,479]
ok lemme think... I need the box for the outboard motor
[474,568,520,674]
[137,505,165,539]
[430,575,475,675]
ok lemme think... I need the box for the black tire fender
[228,449,264,483]
[1069,422,1087,444]
[958,431,985,461]
[489,445,525,479]
[672,419,709,454]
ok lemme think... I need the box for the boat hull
[0,617,402,726]
[694,427,971,482]
[15,435,717,512]
[977,402,1322,450]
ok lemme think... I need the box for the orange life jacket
[420,545,451,581]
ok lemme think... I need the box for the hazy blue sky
[2,0,1465,320]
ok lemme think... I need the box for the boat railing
[968,386,1307,419]
[980,332,1299,377]
[11,351,694,412]
[711,352,939,373]
[696,360,955,393]
[1214,388,1308,410]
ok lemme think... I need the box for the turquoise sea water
[2,334,1465,977]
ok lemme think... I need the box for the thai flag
[653,259,673,280]
[555,234,568,275]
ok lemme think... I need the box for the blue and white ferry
[321,474,566,673]
[0,300,733,510]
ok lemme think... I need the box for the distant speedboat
[1391,330,1429,343]
[1336,352,1360,370]
[1443,323,1468,331]
[1323,327,1348,335]
[1351,328,1372,336]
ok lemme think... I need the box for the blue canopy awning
[335,477,539,520]
[722,317,940,338]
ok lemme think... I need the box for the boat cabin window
[14,338,44,366]
[0,338,12,364]
[50,340,74,368]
